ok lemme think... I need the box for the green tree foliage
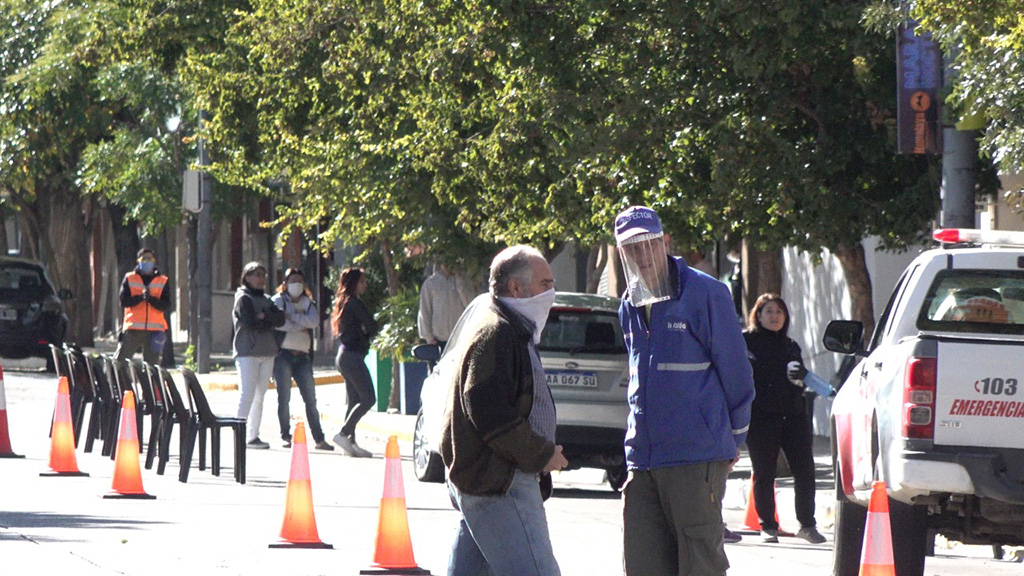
[909,0,1024,174]
[189,0,936,335]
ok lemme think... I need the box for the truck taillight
[903,357,936,439]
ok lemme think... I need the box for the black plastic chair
[136,361,166,470]
[179,367,246,484]
[47,343,72,439]
[99,352,124,455]
[61,344,98,450]
[92,354,121,457]
[156,368,192,476]
[66,345,103,453]
[111,358,144,458]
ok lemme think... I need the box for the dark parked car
[0,257,71,366]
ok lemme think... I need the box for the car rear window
[539,309,626,354]
[917,269,1024,335]
[0,264,47,294]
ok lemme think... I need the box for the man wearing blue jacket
[614,206,755,576]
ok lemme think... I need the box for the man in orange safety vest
[114,248,172,365]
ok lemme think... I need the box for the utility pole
[940,128,979,228]
[197,111,213,373]
[941,47,980,229]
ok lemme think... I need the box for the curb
[201,371,343,392]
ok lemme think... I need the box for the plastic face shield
[618,233,673,307]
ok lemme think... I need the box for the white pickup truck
[823,229,1024,576]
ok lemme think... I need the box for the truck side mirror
[823,320,864,355]
[412,344,441,364]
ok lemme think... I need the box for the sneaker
[333,432,357,456]
[282,436,292,448]
[247,438,270,450]
[761,528,779,544]
[796,526,826,544]
[314,440,335,451]
[350,443,372,458]
[723,527,743,544]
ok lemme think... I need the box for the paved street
[2,365,1022,575]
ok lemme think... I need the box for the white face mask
[286,282,305,299]
[499,288,556,344]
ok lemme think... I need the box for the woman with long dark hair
[330,267,378,457]
[743,293,825,545]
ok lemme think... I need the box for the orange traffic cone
[40,377,87,476]
[742,475,781,531]
[103,391,155,499]
[0,365,24,459]
[858,481,896,576]
[360,435,430,575]
[270,422,332,549]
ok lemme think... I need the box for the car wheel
[833,428,867,576]
[605,464,628,492]
[889,499,928,576]
[413,409,444,483]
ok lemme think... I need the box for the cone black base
[0,453,24,458]
[40,471,89,477]
[269,542,334,549]
[103,493,156,499]
[359,568,432,575]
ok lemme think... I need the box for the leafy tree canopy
[188,0,937,270]
[907,0,1024,175]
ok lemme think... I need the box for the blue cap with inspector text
[614,206,663,244]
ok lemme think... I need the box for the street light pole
[197,111,213,373]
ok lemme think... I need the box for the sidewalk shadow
[0,511,166,542]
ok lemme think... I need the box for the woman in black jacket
[743,293,825,545]
[329,267,378,457]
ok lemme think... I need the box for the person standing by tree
[417,263,476,350]
[441,245,568,576]
[330,267,377,457]
[114,248,172,365]
[272,268,333,451]
[233,262,285,450]
[614,206,755,576]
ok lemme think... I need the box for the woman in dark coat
[329,267,378,457]
[743,293,825,545]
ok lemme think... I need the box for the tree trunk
[741,240,782,318]
[107,203,141,277]
[379,240,402,411]
[606,244,624,297]
[0,214,9,255]
[834,241,875,346]
[585,244,608,294]
[37,185,94,346]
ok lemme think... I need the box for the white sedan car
[412,292,630,490]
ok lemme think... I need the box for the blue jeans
[273,350,325,443]
[447,470,561,576]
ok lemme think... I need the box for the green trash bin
[366,349,392,412]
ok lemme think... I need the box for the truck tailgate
[935,341,1024,449]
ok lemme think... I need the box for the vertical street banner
[897,19,942,154]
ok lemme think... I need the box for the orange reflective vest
[123,272,169,331]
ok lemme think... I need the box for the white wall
[783,238,926,436]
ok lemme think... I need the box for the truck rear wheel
[833,488,867,576]
[889,499,928,576]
